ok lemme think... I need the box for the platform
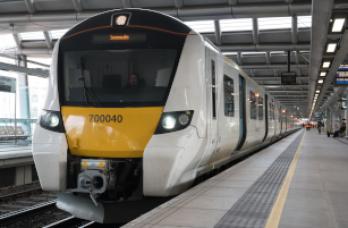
[0,145,35,188]
[123,130,348,228]
[0,145,32,167]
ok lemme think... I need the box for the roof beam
[214,20,222,45]
[266,89,308,92]
[174,0,184,8]
[0,3,311,24]
[274,95,307,97]
[253,76,308,81]
[262,84,308,87]
[0,61,48,77]
[236,52,242,65]
[314,30,348,113]
[43,31,53,49]
[23,0,35,14]
[252,18,259,44]
[121,0,132,8]
[12,33,22,50]
[291,16,298,44]
[241,64,307,69]
[220,43,310,52]
[307,0,334,115]
[71,0,83,12]
[265,52,270,64]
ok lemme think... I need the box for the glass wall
[0,56,49,147]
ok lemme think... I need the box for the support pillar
[16,54,31,135]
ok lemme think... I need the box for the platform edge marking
[264,132,305,228]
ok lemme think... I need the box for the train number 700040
[89,114,123,123]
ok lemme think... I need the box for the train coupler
[74,159,111,205]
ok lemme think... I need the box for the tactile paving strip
[215,132,304,228]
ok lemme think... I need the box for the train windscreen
[61,49,177,106]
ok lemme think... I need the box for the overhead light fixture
[332,18,346,33]
[115,15,128,26]
[184,20,215,33]
[316,90,320,93]
[222,52,238,55]
[318,79,323,84]
[322,61,331,68]
[320,71,327,77]
[326,43,337,53]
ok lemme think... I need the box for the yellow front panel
[61,106,163,158]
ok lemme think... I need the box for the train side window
[258,96,264,120]
[269,102,274,120]
[223,75,234,117]
[211,60,216,119]
[250,91,257,119]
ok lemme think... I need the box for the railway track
[0,183,42,202]
[0,186,55,216]
[43,215,121,228]
[0,201,56,222]
[43,215,93,228]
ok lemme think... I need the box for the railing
[0,118,37,145]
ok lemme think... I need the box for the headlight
[39,110,65,132]
[162,115,176,130]
[155,110,193,134]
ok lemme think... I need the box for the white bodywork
[33,42,69,191]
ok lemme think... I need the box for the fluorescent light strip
[297,15,312,28]
[0,34,17,50]
[332,18,346,33]
[322,61,331,68]
[184,20,215,33]
[258,17,292,30]
[222,52,238,55]
[20,31,45,40]
[326,43,337,53]
[318,79,323,84]
[219,18,253,32]
[316,90,320,93]
[320,71,326,77]
[50,29,68,39]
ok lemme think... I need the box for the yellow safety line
[265,132,306,228]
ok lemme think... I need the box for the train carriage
[32,8,298,223]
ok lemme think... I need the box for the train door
[236,75,246,150]
[263,94,268,141]
[199,48,219,166]
[280,107,284,134]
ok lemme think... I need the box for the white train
[32,9,298,223]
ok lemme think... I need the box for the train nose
[61,106,163,158]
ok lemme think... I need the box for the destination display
[281,72,297,85]
[336,65,348,86]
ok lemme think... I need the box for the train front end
[32,9,206,223]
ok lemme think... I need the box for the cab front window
[61,49,177,107]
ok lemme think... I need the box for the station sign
[0,76,16,93]
[281,72,297,85]
[336,65,348,86]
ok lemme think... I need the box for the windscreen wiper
[79,58,101,106]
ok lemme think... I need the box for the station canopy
[0,0,347,118]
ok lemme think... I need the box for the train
[32,8,299,223]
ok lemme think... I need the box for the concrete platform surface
[279,131,348,228]
[122,131,348,228]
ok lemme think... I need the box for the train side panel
[143,35,208,196]
[32,42,68,191]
